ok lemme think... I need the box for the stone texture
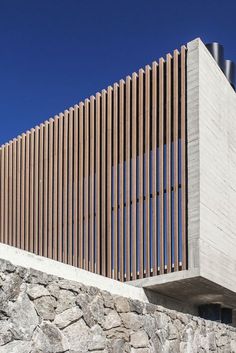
[0,257,236,353]
[54,306,83,329]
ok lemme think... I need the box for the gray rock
[56,289,76,314]
[130,331,149,348]
[76,292,92,309]
[102,291,114,309]
[0,340,31,353]
[114,296,130,313]
[129,300,144,314]
[54,306,83,329]
[27,284,50,299]
[111,338,126,353]
[47,283,60,299]
[63,319,90,353]
[106,326,131,342]
[89,296,105,324]
[34,295,56,320]
[103,310,122,330]
[154,312,170,330]
[131,349,150,353]
[0,273,22,301]
[9,292,39,340]
[88,325,106,351]
[0,321,12,346]
[32,322,69,353]
[57,279,84,293]
[166,323,179,340]
[0,260,15,273]
[120,312,142,330]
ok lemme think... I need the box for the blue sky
[0,0,235,145]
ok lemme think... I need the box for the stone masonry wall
[0,258,236,353]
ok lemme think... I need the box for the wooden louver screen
[0,46,187,281]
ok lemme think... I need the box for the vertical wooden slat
[78,102,84,269]
[173,50,179,271]
[21,135,26,249]
[12,139,17,247]
[73,107,79,267]
[95,94,101,274]
[48,119,54,259]
[43,122,49,257]
[152,62,158,275]
[16,137,21,249]
[34,127,39,255]
[4,144,9,245]
[107,86,113,278]
[119,80,125,281]
[181,46,187,270]
[101,89,107,276]
[8,142,13,246]
[25,132,30,251]
[159,58,165,274]
[58,115,63,262]
[125,76,131,281]
[68,108,74,265]
[63,111,69,264]
[113,84,119,280]
[29,129,35,253]
[0,146,4,243]
[166,54,172,273]
[131,73,138,280]
[138,69,144,279]
[39,124,44,256]
[53,117,59,261]
[89,97,95,272]
[84,100,90,271]
[145,65,151,277]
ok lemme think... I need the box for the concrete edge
[127,268,200,289]
[0,243,149,303]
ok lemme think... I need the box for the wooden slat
[89,97,95,272]
[68,108,74,265]
[173,50,179,271]
[84,100,90,271]
[113,83,119,280]
[0,146,4,243]
[125,76,131,281]
[101,89,107,276]
[39,124,44,256]
[107,86,113,278]
[119,80,125,281]
[16,137,21,249]
[78,102,84,269]
[95,94,101,274]
[159,58,165,274]
[131,73,138,280]
[58,115,63,262]
[63,112,69,263]
[43,122,49,257]
[4,144,9,245]
[8,142,13,246]
[166,54,172,273]
[145,65,151,277]
[138,69,144,279]
[48,119,54,259]
[25,132,30,251]
[29,129,35,253]
[181,46,187,270]
[152,61,158,275]
[34,127,39,255]
[20,135,26,250]
[53,117,59,261]
[73,107,79,267]
[12,139,17,247]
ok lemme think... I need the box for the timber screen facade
[0,46,187,281]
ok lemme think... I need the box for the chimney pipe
[223,60,235,90]
[206,42,224,69]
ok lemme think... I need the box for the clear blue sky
[0,0,235,145]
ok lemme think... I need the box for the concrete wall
[188,38,236,295]
[1,257,236,353]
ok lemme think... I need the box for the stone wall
[0,258,236,353]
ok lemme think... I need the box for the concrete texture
[1,257,236,353]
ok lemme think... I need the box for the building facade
[0,38,236,323]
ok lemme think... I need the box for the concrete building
[0,38,236,324]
